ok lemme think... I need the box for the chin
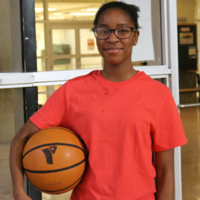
[108,60,123,66]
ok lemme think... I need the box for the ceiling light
[49,16,65,19]
[35,8,44,12]
[35,8,57,12]
[48,8,57,11]
[54,13,62,15]
[70,13,95,16]
[87,9,98,11]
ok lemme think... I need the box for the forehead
[97,8,134,27]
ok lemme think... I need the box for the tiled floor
[1,107,200,200]
[180,107,200,200]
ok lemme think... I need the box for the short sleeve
[152,91,187,152]
[29,82,68,129]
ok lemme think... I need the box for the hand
[13,191,32,200]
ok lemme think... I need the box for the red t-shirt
[30,70,187,200]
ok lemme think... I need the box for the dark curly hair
[93,1,140,30]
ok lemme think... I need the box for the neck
[101,61,137,82]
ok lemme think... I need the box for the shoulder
[56,70,98,92]
[136,71,171,96]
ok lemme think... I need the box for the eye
[97,28,109,34]
[117,28,130,34]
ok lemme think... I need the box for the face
[95,8,139,66]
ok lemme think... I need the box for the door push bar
[178,103,200,108]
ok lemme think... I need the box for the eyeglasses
[93,26,137,40]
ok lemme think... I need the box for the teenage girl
[10,2,187,200]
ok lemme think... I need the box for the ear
[132,31,140,46]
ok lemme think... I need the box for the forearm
[156,167,175,200]
[155,149,175,200]
[9,120,40,199]
[9,134,29,197]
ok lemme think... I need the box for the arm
[9,120,40,200]
[155,148,175,200]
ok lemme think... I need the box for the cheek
[124,41,134,52]
[96,41,104,55]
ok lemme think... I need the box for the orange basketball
[22,127,87,194]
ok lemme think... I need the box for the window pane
[36,23,45,57]
[43,191,72,200]
[34,0,164,72]
[53,58,76,70]
[81,57,102,69]
[37,58,47,71]
[35,2,44,21]
[131,0,162,66]
[54,85,61,90]
[38,93,48,106]
[47,1,101,21]
[80,29,99,55]
[38,86,48,106]
[38,85,59,106]
[52,29,76,55]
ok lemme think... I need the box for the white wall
[177,0,195,23]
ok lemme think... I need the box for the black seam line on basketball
[23,158,86,174]
[40,127,77,138]
[22,143,86,159]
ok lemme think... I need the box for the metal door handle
[178,103,200,108]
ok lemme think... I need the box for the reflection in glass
[34,0,163,73]
[81,57,102,69]
[137,0,162,66]
[37,58,47,72]
[38,85,61,106]
[80,29,99,55]
[54,85,61,90]
[52,29,76,55]
[38,93,48,106]
[43,191,72,200]
[35,2,44,21]
[47,2,101,21]
[36,23,45,57]
[53,58,76,70]
[38,86,48,106]
[38,86,47,93]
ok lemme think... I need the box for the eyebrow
[98,23,129,27]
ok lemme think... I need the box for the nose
[107,30,119,42]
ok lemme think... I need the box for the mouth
[104,48,123,53]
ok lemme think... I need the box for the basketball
[22,127,87,194]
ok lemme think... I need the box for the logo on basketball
[42,146,57,164]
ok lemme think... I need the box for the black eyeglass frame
[92,26,137,40]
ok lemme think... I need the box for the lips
[104,47,123,53]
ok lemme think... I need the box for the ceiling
[35,2,103,21]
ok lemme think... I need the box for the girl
[10,2,187,200]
